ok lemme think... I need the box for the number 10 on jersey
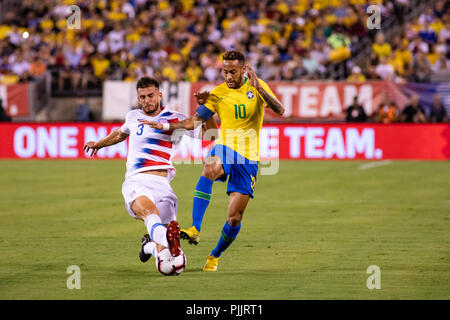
[234,104,246,119]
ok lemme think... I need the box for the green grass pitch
[0,159,449,300]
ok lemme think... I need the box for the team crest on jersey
[247,91,254,99]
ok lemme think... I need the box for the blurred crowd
[0,0,446,88]
[345,92,448,123]
[0,0,449,91]
[357,0,450,83]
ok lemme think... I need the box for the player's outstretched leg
[203,192,249,271]
[131,196,169,252]
[203,221,241,271]
[181,156,224,245]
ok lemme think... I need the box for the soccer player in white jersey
[84,77,217,271]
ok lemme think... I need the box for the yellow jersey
[202,77,276,161]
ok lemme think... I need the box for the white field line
[359,160,392,171]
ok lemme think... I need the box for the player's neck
[236,77,247,89]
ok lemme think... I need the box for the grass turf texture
[0,160,449,300]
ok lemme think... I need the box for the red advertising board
[0,123,449,160]
[0,83,29,117]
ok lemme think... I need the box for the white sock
[143,241,157,256]
[144,214,168,248]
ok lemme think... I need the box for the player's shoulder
[125,108,143,120]
[159,107,189,121]
[254,77,276,97]
[207,82,236,103]
[211,82,230,95]
[256,77,270,88]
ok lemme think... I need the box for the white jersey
[120,107,194,181]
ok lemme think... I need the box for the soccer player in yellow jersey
[140,51,285,271]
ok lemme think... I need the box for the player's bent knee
[135,208,159,221]
[227,215,243,227]
[202,161,223,180]
[131,196,159,221]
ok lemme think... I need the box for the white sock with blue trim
[144,214,168,248]
[143,241,157,256]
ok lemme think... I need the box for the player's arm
[139,114,204,131]
[246,64,285,116]
[201,115,218,141]
[195,91,218,140]
[140,91,218,138]
[84,128,129,156]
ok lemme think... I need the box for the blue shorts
[207,144,258,198]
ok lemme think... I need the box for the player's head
[136,77,162,116]
[222,50,246,89]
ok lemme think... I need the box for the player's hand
[194,91,209,105]
[246,64,261,89]
[139,120,163,130]
[84,141,101,157]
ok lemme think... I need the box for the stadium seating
[0,0,447,95]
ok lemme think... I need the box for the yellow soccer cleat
[203,255,219,272]
[180,226,200,245]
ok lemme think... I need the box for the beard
[141,102,160,115]
[226,74,244,89]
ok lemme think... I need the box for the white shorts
[121,173,178,224]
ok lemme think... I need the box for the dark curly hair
[136,77,160,90]
[222,50,246,65]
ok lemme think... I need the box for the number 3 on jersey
[137,124,144,135]
[234,104,246,119]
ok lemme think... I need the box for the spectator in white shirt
[122,1,136,19]
[418,6,435,25]
[408,36,429,54]
[108,24,126,54]
[439,21,450,41]
[375,56,395,80]
[204,61,219,81]
[220,30,236,51]
[11,54,30,78]
[8,25,23,47]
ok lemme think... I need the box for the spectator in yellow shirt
[91,53,110,80]
[108,6,127,22]
[372,32,392,58]
[347,66,366,82]
[40,14,54,31]
[124,68,138,82]
[161,60,176,82]
[221,10,236,31]
[387,52,405,75]
[394,40,413,67]
[426,45,440,65]
[0,25,12,40]
[185,60,202,82]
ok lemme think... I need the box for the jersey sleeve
[120,112,132,134]
[203,89,220,113]
[196,89,219,121]
[257,79,277,107]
